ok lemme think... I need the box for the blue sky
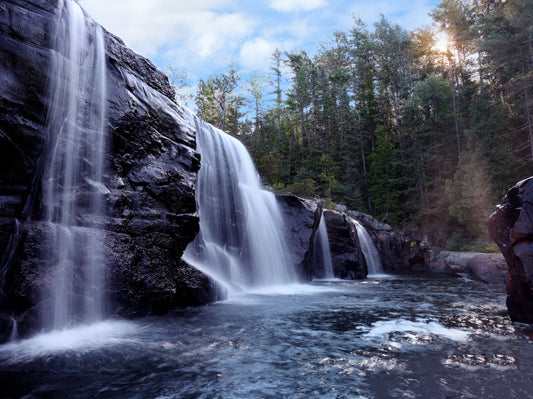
[80,0,442,97]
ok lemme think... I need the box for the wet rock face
[346,211,432,274]
[323,210,366,279]
[0,0,219,338]
[0,0,54,247]
[276,195,320,280]
[489,177,533,323]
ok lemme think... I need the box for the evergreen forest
[171,0,533,250]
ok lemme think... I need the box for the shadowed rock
[488,177,533,323]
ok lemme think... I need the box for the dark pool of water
[1,275,532,398]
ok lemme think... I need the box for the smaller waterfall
[353,220,384,276]
[183,118,298,292]
[41,0,108,330]
[315,214,334,279]
[8,318,18,342]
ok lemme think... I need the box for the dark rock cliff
[279,196,435,281]
[278,196,368,280]
[277,195,321,280]
[347,210,431,274]
[489,177,533,323]
[323,210,367,279]
[0,0,220,338]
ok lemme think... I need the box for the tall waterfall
[41,0,108,330]
[315,214,334,279]
[353,219,384,276]
[183,119,298,292]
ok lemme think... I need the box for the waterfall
[41,0,108,330]
[183,119,298,292]
[8,318,18,342]
[315,214,334,279]
[353,219,384,276]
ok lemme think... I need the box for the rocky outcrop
[489,177,533,323]
[429,251,507,284]
[278,198,370,280]
[323,210,366,279]
[277,195,321,280]
[279,197,437,280]
[346,211,432,273]
[0,0,220,338]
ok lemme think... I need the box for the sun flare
[434,32,450,53]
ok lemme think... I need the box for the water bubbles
[443,353,517,371]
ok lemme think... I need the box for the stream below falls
[1,275,532,398]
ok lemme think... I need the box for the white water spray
[353,219,384,276]
[183,119,298,292]
[41,0,108,330]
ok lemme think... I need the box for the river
[1,275,531,398]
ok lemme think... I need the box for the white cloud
[268,0,327,12]
[239,37,277,71]
[81,0,255,61]
[80,0,439,83]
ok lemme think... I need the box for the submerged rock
[489,176,533,323]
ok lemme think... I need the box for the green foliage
[286,179,316,197]
[188,1,533,246]
[195,63,243,135]
[369,126,401,224]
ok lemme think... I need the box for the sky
[80,0,442,96]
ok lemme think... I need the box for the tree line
[172,0,533,249]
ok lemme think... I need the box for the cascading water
[352,219,384,276]
[315,214,334,279]
[41,0,108,330]
[183,118,298,292]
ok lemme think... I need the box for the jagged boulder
[489,177,533,323]
[0,0,220,338]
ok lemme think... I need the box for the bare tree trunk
[451,81,461,155]
[219,102,226,131]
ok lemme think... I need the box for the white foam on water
[364,318,470,343]
[365,274,393,280]
[0,320,138,364]
[243,283,341,296]
[220,283,343,305]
